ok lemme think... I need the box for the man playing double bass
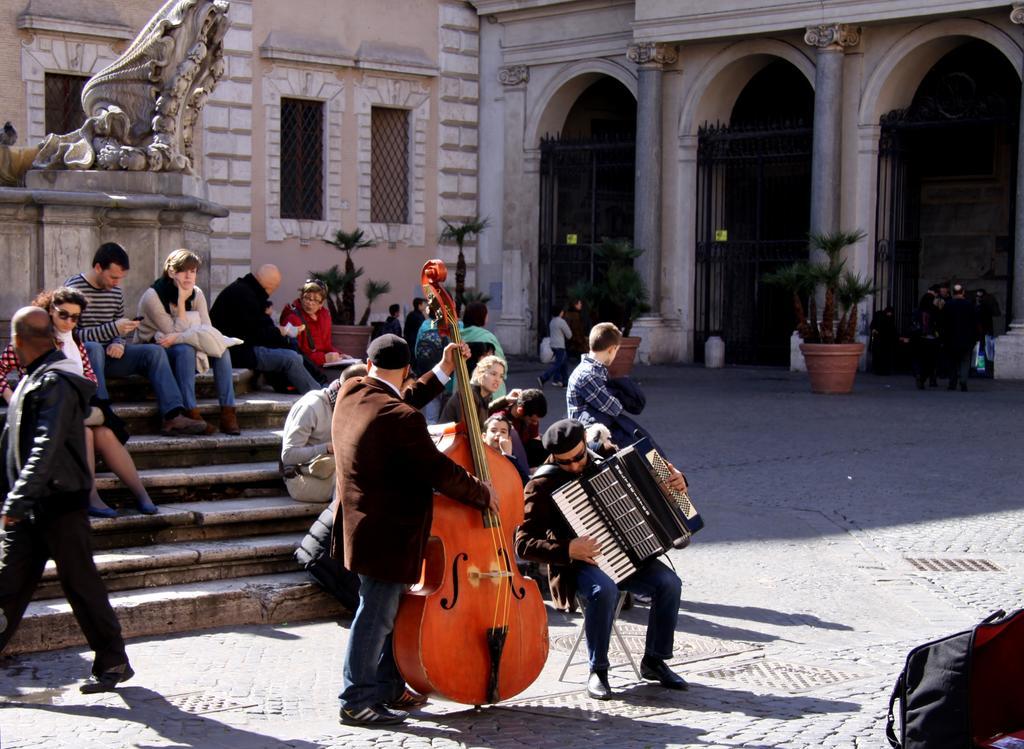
[515,419,690,701]
[331,334,498,727]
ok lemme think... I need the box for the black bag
[294,506,360,612]
[887,608,1024,748]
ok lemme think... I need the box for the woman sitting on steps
[0,287,157,517]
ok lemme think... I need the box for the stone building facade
[470,0,1024,378]
[1,0,481,327]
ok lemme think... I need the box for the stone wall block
[439,51,478,77]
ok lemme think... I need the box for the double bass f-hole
[441,552,469,610]
[499,547,527,600]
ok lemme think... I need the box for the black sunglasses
[553,446,588,466]
[54,308,81,323]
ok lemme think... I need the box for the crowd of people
[871,281,1003,391]
[1,260,691,725]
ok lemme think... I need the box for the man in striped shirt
[65,243,207,436]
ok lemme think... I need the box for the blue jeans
[576,559,681,671]
[340,575,405,710]
[84,341,184,418]
[253,346,319,394]
[166,344,236,408]
[540,347,568,385]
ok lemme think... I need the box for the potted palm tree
[765,229,875,394]
[321,228,374,356]
[572,237,651,377]
[359,279,392,338]
[439,216,489,309]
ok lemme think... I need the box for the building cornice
[632,0,1013,43]
[17,14,134,40]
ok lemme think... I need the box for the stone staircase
[3,371,345,656]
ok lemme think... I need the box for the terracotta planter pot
[607,336,641,378]
[331,325,372,360]
[799,342,865,394]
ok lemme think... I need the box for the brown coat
[331,372,490,583]
[514,453,601,612]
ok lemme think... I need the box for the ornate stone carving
[804,24,861,50]
[498,65,529,86]
[627,42,678,67]
[34,0,231,173]
[1012,3,1024,25]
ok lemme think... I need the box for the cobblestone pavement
[2,364,1021,748]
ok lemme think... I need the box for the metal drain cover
[499,688,679,722]
[160,691,258,715]
[552,623,760,666]
[906,557,1003,572]
[694,659,866,694]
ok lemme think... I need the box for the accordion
[550,437,703,583]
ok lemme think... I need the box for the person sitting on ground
[382,304,402,338]
[439,353,506,428]
[280,279,347,382]
[281,363,368,504]
[136,250,241,435]
[481,412,528,486]
[489,387,548,468]
[0,288,158,517]
[210,264,320,394]
[65,242,208,436]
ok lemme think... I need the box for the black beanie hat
[367,334,411,370]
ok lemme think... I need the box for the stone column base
[631,316,684,364]
[494,316,529,357]
[994,330,1024,379]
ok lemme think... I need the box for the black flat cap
[542,418,586,454]
[368,334,411,370]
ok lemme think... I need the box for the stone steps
[6,572,344,656]
[87,496,322,550]
[117,428,282,469]
[106,368,256,402]
[4,371,346,653]
[110,392,295,433]
[94,460,283,503]
[36,532,307,599]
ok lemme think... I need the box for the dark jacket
[942,297,979,355]
[210,273,291,369]
[403,309,425,352]
[1,349,94,521]
[331,372,490,583]
[515,453,603,611]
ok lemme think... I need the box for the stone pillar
[804,24,860,250]
[627,43,677,303]
[995,5,1024,378]
[494,65,531,355]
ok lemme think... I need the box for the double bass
[392,260,549,706]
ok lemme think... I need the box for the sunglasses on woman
[54,308,81,322]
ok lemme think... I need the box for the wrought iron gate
[538,135,635,339]
[695,122,813,365]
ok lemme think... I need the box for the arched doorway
[695,60,815,365]
[875,40,1019,338]
[538,77,637,338]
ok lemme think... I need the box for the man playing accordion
[514,419,690,701]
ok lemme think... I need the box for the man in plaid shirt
[566,322,624,427]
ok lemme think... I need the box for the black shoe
[339,704,407,726]
[80,663,134,693]
[536,376,545,390]
[640,657,689,690]
[915,376,925,390]
[586,669,612,700]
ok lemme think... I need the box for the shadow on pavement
[679,600,853,632]
[8,686,322,749]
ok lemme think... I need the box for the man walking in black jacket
[0,307,133,692]
[943,284,979,392]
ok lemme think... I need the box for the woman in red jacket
[280,280,347,379]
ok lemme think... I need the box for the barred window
[280,97,324,221]
[370,107,410,224]
[44,73,88,135]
